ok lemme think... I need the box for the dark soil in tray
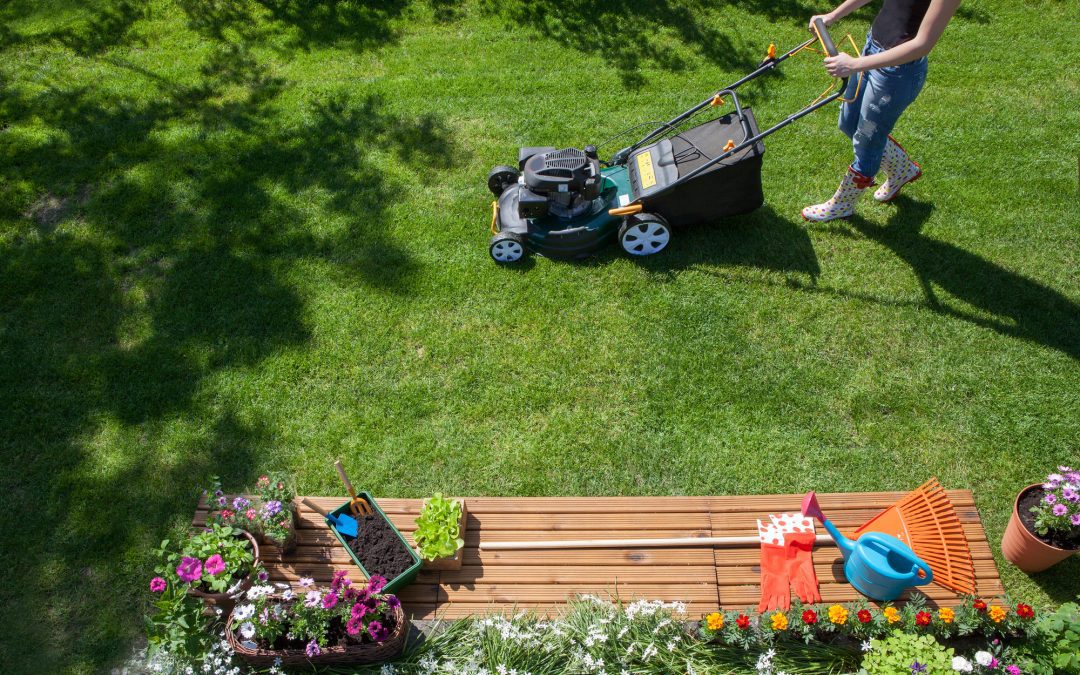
[1018,487,1080,550]
[346,513,414,581]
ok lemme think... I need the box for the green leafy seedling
[414,493,464,562]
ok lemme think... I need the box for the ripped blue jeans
[839,32,928,177]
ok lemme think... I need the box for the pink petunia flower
[203,554,226,576]
[176,557,202,583]
[346,617,363,635]
[1005,666,1021,675]
[150,577,167,593]
[367,574,387,594]
[367,620,389,642]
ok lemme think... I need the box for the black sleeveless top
[871,0,932,49]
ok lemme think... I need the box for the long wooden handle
[334,460,357,499]
[302,498,330,518]
[479,535,835,550]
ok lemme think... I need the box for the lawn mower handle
[812,18,839,58]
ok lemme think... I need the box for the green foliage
[144,576,214,664]
[859,632,955,674]
[1018,601,1080,674]
[178,524,255,593]
[414,493,464,562]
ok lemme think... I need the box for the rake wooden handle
[302,498,330,518]
[334,460,357,499]
[479,535,835,550]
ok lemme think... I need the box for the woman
[802,0,961,222]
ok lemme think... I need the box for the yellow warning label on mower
[636,151,656,189]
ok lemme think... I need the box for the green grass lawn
[1,0,1077,671]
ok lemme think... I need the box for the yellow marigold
[770,611,788,631]
[706,612,724,631]
[989,605,1007,623]
[883,607,901,624]
[938,607,955,624]
[828,604,849,625]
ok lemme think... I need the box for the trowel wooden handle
[302,498,330,518]
[334,460,358,499]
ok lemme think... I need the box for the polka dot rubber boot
[874,135,921,202]
[801,168,875,222]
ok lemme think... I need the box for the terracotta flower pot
[188,530,261,613]
[1001,484,1077,573]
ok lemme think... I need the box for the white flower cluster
[623,598,685,620]
[244,584,274,601]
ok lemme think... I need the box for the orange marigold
[706,612,724,631]
[770,611,788,631]
[883,607,901,624]
[988,605,1007,623]
[828,604,848,625]
[938,607,955,624]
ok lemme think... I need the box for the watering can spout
[801,491,856,556]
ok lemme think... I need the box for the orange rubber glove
[757,542,792,612]
[786,531,822,604]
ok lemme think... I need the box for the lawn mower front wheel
[489,232,527,264]
[487,165,520,197]
[619,213,671,256]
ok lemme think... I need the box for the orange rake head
[854,478,976,595]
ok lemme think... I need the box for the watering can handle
[912,556,934,585]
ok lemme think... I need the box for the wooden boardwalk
[193,491,1003,620]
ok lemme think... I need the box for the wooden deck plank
[192,492,1002,619]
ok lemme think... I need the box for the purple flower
[386,594,401,609]
[218,496,227,507]
[910,661,927,673]
[1067,471,1080,483]
[990,658,1000,669]
[149,577,167,593]
[1053,504,1068,516]
[261,500,283,519]
[351,601,369,620]
[232,496,250,510]
[1071,514,1080,526]
[331,569,350,592]
[257,569,269,582]
[346,617,363,635]
[1005,666,1022,675]
[367,620,389,642]
[1064,487,1080,503]
[176,557,202,583]
[305,640,321,658]
[1044,493,1056,504]
[1048,473,1064,483]
[322,591,339,610]
[203,554,226,576]
[367,574,387,594]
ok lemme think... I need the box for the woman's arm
[823,0,961,77]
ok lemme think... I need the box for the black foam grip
[814,18,838,57]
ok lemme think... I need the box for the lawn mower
[486,20,856,263]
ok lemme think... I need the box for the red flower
[857,609,872,623]
[736,614,751,629]
[973,599,987,613]
[1016,603,1034,619]
[802,610,817,625]
[915,611,932,626]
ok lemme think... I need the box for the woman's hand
[824,52,860,77]
[808,13,835,31]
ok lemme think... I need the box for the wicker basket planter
[187,530,260,612]
[225,603,407,666]
[420,499,468,571]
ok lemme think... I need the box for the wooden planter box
[420,499,468,571]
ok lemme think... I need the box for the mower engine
[517,146,603,220]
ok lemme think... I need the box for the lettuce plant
[414,493,464,561]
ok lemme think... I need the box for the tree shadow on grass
[843,198,1080,361]
[0,24,458,671]
[478,0,771,89]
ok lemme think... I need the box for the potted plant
[414,493,467,570]
[254,472,299,553]
[153,522,261,612]
[226,571,407,665]
[1002,466,1080,573]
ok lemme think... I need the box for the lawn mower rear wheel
[618,213,671,256]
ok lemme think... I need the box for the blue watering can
[802,492,933,601]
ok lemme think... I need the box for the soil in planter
[346,513,414,581]
[1018,487,1080,550]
